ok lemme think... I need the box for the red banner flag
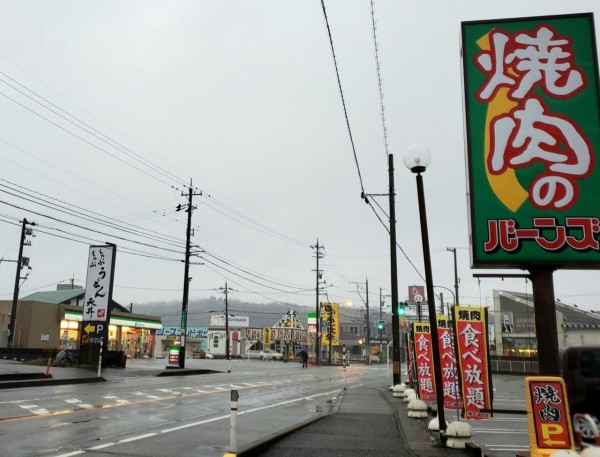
[413,322,436,402]
[453,306,492,419]
[437,316,463,410]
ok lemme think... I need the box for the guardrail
[490,358,538,375]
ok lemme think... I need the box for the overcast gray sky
[1,1,600,315]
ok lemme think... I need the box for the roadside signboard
[80,245,116,348]
[406,331,415,388]
[320,303,340,346]
[525,376,575,455]
[462,13,600,269]
[453,306,493,419]
[408,285,425,303]
[263,327,272,346]
[437,316,463,410]
[413,322,437,402]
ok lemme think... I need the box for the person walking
[297,349,309,368]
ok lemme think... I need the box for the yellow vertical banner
[320,302,340,346]
[263,327,271,346]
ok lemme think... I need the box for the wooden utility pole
[178,181,201,369]
[8,218,35,349]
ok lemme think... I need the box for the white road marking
[102,395,129,404]
[87,443,115,450]
[20,404,50,415]
[50,383,341,456]
[133,391,161,399]
[63,399,93,409]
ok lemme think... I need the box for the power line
[370,0,390,157]
[0,199,185,255]
[320,0,365,193]
[0,180,185,248]
[0,71,188,191]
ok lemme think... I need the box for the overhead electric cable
[0,90,180,190]
[0,199,185,255]
[320,0,366,193]
[0,72,187,188]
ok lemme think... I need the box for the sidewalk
[244,377,467,457]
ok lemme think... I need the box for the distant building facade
[492,289,600,356]
[0,285,161,358]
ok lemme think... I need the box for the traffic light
[398,301,406,315]
[377,320,384,330]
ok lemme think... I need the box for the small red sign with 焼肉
[526,378,574,450]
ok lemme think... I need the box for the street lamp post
[404,144,447,442]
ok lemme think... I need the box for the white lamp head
[403,144,431,173]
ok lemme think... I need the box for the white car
[259,350,284,361]
[204,353,214,359]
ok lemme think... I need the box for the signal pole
[8,218,35,349]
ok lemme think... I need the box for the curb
[236,389,344,456]
[0,377,105,389]
[236,413,331,456]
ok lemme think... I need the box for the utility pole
[219,282,234,373]
[447,247,459,305]
[365,277,370,362]
[177,181,202,369]
[311,240,324,365]
[439,291,444,315]
[8,218,35,349]
[379,287,383,359]
[351,279,370,363]
[388,154,401,385]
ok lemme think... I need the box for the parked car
[204,353,214,359]
[259,349,284,361]
[561,346,600,419]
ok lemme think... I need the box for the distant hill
[134,296,314,329]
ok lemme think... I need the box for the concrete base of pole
[581,448,600,457]
[402,388,414,401]
[404,391,416,403]
[408,399,428,418]
[427,416,449,431]
[393,383,406,398]
[445,421,474,449]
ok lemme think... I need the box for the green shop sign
[462,13,600,268]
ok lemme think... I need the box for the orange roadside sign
[525,376,575,457]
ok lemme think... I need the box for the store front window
[120,326,155,358]
[59,320,79,350]
[502,336,537,357]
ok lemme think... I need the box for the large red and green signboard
[462,14,600,268]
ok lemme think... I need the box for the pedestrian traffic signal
[377,320,384,330]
